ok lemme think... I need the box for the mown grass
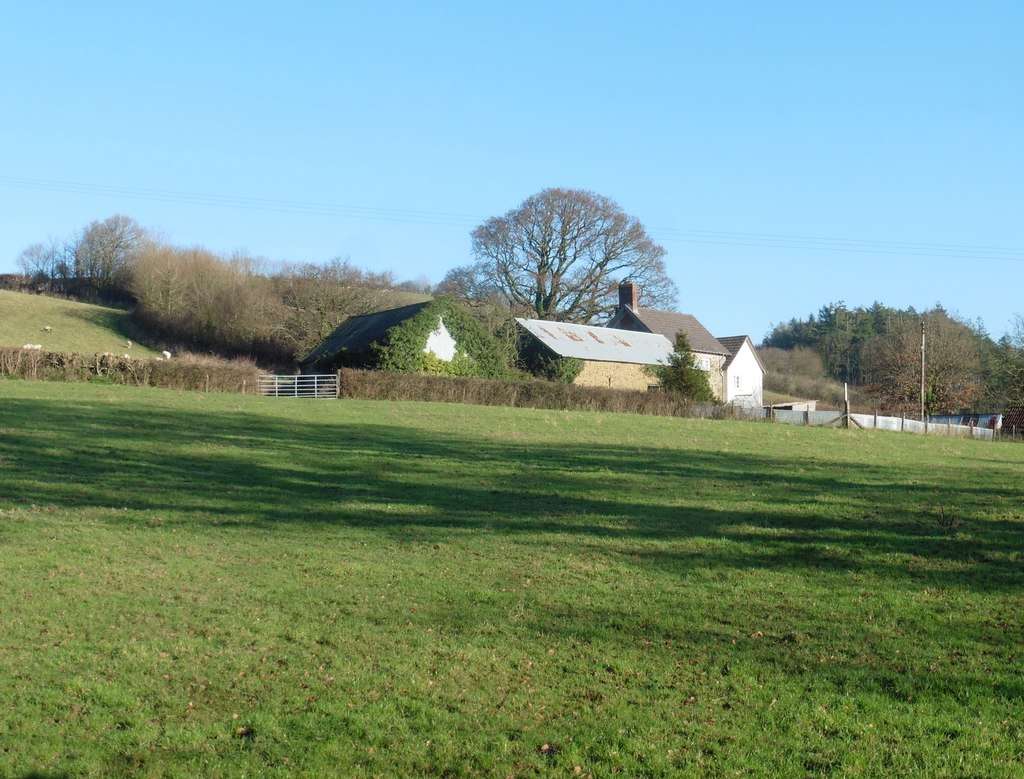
[1,378,1022,777]
[0,289,158,358]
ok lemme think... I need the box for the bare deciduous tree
[861,309,982,415]
[446,188,676,323]
[272,258,406,358]
[17,239,70,287]
[74,215,147,290]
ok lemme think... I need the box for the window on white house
[734,375,741,389]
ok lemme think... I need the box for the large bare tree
[445,188,676,323]
[74,215,146,290]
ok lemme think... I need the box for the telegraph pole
[920,318,926,422]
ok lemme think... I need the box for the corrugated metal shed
[516,318,673,365]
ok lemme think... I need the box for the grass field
[1,379,1022,777]
[0,290,159,359]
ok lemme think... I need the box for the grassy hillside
[0,289,159,358]
[761,346,875,410]
[1,380,1022,776]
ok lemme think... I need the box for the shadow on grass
[2,395,1023,594]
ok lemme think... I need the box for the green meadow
[1,379,1022,777]
[0,290,159,360]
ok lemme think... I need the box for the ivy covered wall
[372,297,511,379]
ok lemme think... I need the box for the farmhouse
[516,317,673,391]
[606,280,765,404]
[716,335,766,406]
[299,298,507,377]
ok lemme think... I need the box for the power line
[2,174,1022,263]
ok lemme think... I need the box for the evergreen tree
[653,333,716,402]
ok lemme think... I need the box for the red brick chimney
[618,279,639,311]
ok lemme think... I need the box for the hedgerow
[0,347,262,393]
[336,368,739,418]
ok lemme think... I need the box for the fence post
[805,409,811,426]
[336,370,342,399]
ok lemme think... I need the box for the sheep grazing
[161,350,172,360]
[125,340,132,349]
[42,326,52,332]
[22,344,42,350]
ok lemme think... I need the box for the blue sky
[2,1,1021,341]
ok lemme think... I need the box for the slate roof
[299,301,431,365]
[516,318,673,365]
[607,307,729,355]
[716,335,767,373]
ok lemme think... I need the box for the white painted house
[716,336,766,407]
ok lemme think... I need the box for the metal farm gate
[258,374,338,398]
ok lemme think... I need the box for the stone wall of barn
[573,360,659,392]
[572,354,727,398]
[707,354,726,401]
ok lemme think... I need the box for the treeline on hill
[8,215,433,368]
[763,302,1024,414]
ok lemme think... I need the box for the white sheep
[22,344,42,350]
[42,326,52,332]
[161,350,172,360]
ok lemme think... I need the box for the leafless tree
[17,238,71,288]
[73,215,147,290]
[271,258,406,358]
[446,188,676,323]
[861,309,982,415]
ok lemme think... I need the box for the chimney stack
[618,279,639,311]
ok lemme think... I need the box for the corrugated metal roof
[516,318,673,365]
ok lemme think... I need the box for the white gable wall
[724,340,764,405]
[424,317,458,362]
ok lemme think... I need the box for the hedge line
[0,347,262,393]
[1,347,747,421]
[337,368,743,418]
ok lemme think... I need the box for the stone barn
[515,317,673,391]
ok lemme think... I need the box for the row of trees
[13,188,678,368]
[764,302,1024,414]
